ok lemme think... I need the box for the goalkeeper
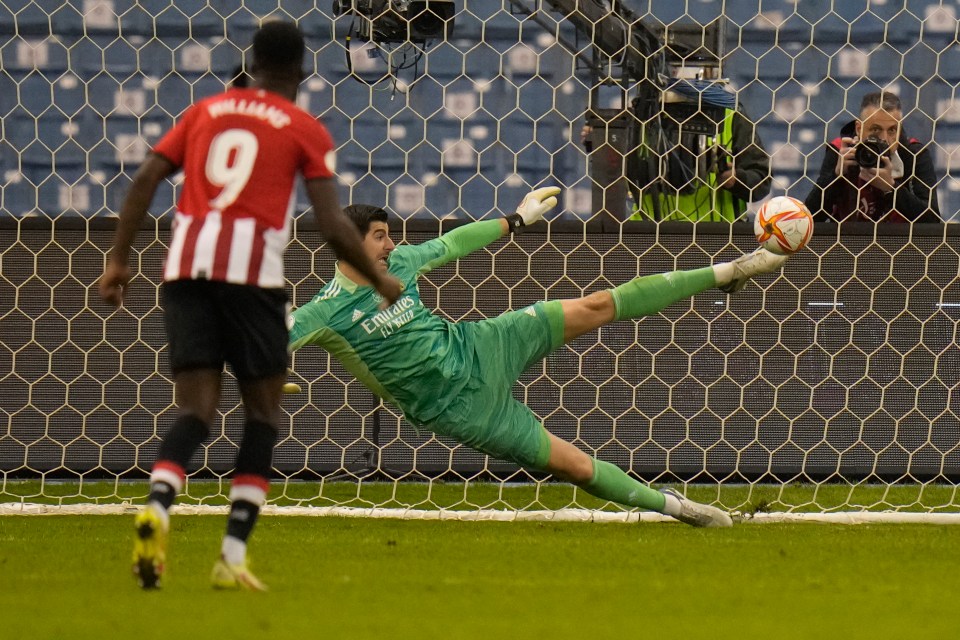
[289,188,789,526]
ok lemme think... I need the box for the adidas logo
[523,307,537,317]
[352,309,364,322]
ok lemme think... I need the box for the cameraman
[627,89,771,222]
[804,91,940,223]
[582,81,770,222]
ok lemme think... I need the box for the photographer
[804,91,940,223]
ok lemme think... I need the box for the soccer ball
[754,196,813,255]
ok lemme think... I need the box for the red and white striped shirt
[153,88,336,288]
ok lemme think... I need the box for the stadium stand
[0,1,955,219]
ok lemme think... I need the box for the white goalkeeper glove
[506,186,561,232]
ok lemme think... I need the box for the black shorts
[161,280,290,381]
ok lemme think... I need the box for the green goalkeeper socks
[609,267,716,321]
[583,458,667,512]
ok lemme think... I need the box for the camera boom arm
[534,0,663,81]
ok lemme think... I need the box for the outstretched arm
[417,187,561,273]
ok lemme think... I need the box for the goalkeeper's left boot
[132,504,168,589]
[211,556,268,592]
[719,247,789,294]
[661,488,733,528]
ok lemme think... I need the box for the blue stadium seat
[11,72,54,117]
[512,142,553,181]
[0,2,52,37]
[424,43,466,81]
[422,174,457,218]
[553,77,589,124]
[255,6,322,42]
[384,109,425,152]
[805,81,851,127]
[86,74,123,117]
[153,74,193,118]
[87,74,162,122]
[19,113,90,170]
[934,123,960,145]
[101,171,177,218]
[4,110,38,152]
[516,76,557,122]
[386,176,429,219]
[146,177,177,218]
[0,73,17,117]
[208,39,245,80]
[317,107,349,143]
[156,36,239,79]
[457,176,497,219]
[187,73,228,103]
[148,0,224,38]
[35,168,105,218]
[70,36,124,79]
[96,117,163,174]
[0,139,15,173]
[338,140,374,175]
[348,172,389,211]
[99,37,155,80]
[2,175,39,217]
[406,76,445,119]
[733,1,840,42]
[423,118,492,180]
[310,39,350,84]
[497,116,562,156]
[222,7,260,49]
[462,41,501,81]
[347,141,420,186]
[867,47,907,84]
[452,7,518,41]
[49,0,151,37]
[938,184,960,222]
[556,147,588,190]
[1,35,70,74]
[935,47,960,83]
[50,74,90,118]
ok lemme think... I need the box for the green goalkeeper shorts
[423,300,564,469]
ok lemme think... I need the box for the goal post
[2,1,960,521]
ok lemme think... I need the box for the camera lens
[855,136,889,168]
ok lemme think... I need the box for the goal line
[3,503,959,524]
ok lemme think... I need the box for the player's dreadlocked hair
[344,205,389,236]
[252,20,305,77]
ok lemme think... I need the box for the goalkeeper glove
[505,186,561,232]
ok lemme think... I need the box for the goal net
[2,0,959,521]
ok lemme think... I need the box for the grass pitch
[1,515,958,640]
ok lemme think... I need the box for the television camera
[332,0,454,44]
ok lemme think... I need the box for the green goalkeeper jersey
[289,219,505,425]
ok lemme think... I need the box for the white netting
[2,1,959,518]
